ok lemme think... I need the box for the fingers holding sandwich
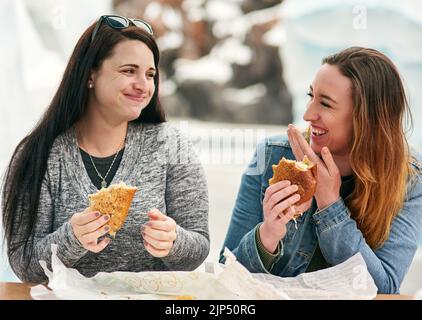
[263,182,299,217]
[263,180,291,204]
[142,208,177,258]
[294,198,313,216]
[283,206,298,224]
[259,183,302,253]
[271,193,301,221]
[70,208,111,253]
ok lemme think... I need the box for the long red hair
[322,47,416,249]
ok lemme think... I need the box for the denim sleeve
[312,178,422,294]
[219,142,281,273]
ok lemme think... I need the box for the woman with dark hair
[220,47,422,294]
[2,15,209,284]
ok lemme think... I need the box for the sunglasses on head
[91,15,154,43]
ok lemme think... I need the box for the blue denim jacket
[220,135,422,294]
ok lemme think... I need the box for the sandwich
[269,155,317,216]
[88,182,137,237]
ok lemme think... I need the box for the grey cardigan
[8,122,210,283]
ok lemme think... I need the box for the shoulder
[131,122,193,158]
[48,128,74,163]
[264,134,291,149]
[408,147,422,196]
[245,134,294,179]
[410,147,422,174]
[256,134,294,161]
[133,122,183,141]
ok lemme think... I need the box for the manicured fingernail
[105,226,110,231]
[104,215,110,221]
[95,212,100,217]
[323,147,329,153]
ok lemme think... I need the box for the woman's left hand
[142,208,177,258]
[287,124,341,210]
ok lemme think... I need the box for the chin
[126,105,145,120]
[128,112,143,121]
[310,142,322,154]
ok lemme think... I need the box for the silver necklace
[89,150,121,189]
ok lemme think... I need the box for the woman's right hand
[70,208,111,253]
[259,181,304,253]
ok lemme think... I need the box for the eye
[321,101,331,108]
[122,69,135,75]
[147,72,156,79]
[307,92,313,99]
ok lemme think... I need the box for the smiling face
[88,39,156,123]
[303,63,354,157]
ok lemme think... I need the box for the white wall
[0,0,112,282]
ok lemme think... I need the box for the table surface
[0,282,415,300]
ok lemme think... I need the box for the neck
[76,112,128,158]
[331,153,353,177]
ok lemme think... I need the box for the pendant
[101,180,107,189]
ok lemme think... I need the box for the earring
[88,82,93,88]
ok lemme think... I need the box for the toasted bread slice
[88,182,137,237]
[269,155,317,212]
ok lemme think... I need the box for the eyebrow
[309,85,338,104]
[119,64,156,71]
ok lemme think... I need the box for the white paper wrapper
[31,244,377,300]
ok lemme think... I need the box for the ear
[88,70,97,88]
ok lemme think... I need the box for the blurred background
[1,0,421,295]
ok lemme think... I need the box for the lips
[123,93,146,102]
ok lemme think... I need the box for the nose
[303,99,319,122]
[133,75,148,92]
